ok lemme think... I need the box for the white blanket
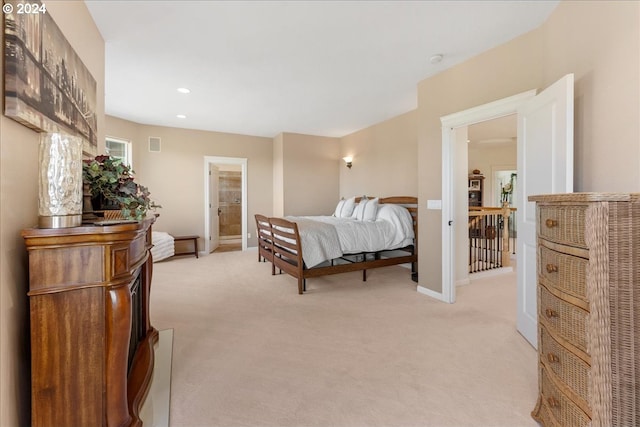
[285,218,343,268]
[151,231,175,262]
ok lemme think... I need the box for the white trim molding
[417,285,449,302]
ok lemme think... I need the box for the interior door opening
[434,89,536,305]
[437,74,574,351]
[466,115,517,280]
[203,156,248,254]
[215,164,243,253]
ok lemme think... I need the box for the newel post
[501,201,512,267]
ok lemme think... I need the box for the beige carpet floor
[151,251,538,427]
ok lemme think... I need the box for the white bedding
[151,231,175,262]
[286,204,415,268]
[284,218,343,268]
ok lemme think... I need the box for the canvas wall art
[3,1,97,156]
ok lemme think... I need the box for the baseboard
[416,285,449,302]
[470,266,514,280]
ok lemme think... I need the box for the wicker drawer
[540,325,590,403]
[538,205,587,249]
[534,399,561,427]
[539,246,588,301]
[539,285,589,353]
[540,366,591,427]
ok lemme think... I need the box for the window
[105,137,132,167]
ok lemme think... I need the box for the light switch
[427,200,442,210]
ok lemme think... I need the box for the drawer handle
[545,308,558,319]
[547,396,560,408]
[546,264,558,273]
[547,352,560,363]
[545,219,558,228]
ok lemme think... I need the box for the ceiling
[85,1,559,139]
[468,114,517,147]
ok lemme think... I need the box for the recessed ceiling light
[176,114,187,119]
[177,87,191,94]
[429,54,443,64]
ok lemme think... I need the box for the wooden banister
[468,202,515,273]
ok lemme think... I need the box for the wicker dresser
[529,193,640,427]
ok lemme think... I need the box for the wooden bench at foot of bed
[173,235,199,258]
[257,196,418,294]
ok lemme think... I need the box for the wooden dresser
[529,193,640,427]
[22,218,158,427]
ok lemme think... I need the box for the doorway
[216,165,243,252]
[468,115,518,272]
[437,74,574,349]
[434,89,536,304]
[203,156,248,254]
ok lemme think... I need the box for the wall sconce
[343,156,353,169]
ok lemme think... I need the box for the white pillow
[342,196,357,217]
[334,196,356,218]
[354,197,379,221]
[362,197,379,221]
[352,198,367,220]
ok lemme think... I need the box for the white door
[209,164,220,253]
[516,74,574,348]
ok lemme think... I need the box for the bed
[256,196,418,294]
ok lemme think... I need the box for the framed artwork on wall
[3,0,97,156]
[469,179,481,190]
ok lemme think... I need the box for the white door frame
[203,156,248,253]
[439,90,536,304]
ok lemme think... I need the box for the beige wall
[279,133,341,216]
[418,27,543,292]
[0,2,105,424]
[340,110,418,198]
[273,133,284,217]
[543,1,640,192]
[417,0,640,293]
[105,120,341,243]
[1,0,638,421]
[105,116,273,248]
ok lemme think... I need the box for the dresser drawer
[539,285,589,353]
[540,325,590,404]
[540,366,591,427]
[538,205,587,248]
[533,398,561,427]
[540,246,588,301]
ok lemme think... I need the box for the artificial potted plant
[82,155,159,220]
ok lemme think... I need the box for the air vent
[148,136,161,152]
